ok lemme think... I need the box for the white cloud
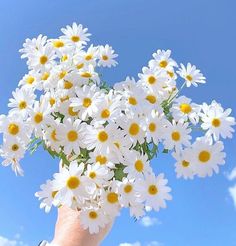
[229,184,236,208]
[226,167,236,181]
[146,241,163,246]
[0,235,27,246]
[139,216,161,227]
[119,243,141,246]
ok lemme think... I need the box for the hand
[51,206,113,246]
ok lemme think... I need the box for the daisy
[88,149,116,169]
[57,118,87,155]
[0,114,32,143]
[101,182,120,216]
[80,206,109,234]
[145,110,169,144]
[79,64,100,84]
[189,137,226,177]
[28,98,52,137]
[172,148,195,179]
[19,34,47,59]
[8,87,36,119]
[177,63,206,87]
[85,163,113,187]
[52,161,95,206]
[149,49,177,71]
[123,151,152,179]
[60,23,90,47]
[118,178,138,207]
[79,44,99,66]
[35,179,59,213]
[1,156,24,176]
[18,70,41,90]
[117,115,145,145]
[27,44,56,71]
[136,173,172,211]
[70,84,101,120]
[162,120,192,151]
[83,123,116,154]
[170,96,201,125]
[98,45,118,67]
[138,67,167,92]
[200,101,235,141]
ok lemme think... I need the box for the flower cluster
[0,23,235,233]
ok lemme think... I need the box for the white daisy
[170,96,201,125]
[35,179,59,213]
[200,101,235,141]
[189,137,226,177]
[162,120,191,151]
[8,87,36,119]
[60,22,91,46]
[98,45,118,67]
[80,206,109,234]
[177,63,206,87]
[57,118,87,155]
[136,173,172,211]
[172,148,195,179]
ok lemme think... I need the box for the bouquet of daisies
[0,23,235,234]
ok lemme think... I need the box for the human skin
[51,206,113,246]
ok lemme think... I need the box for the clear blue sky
[0,0,236,246]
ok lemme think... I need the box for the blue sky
[0,0,236,245]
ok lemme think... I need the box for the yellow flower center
[51,191,58,198]
[128,97,137,105]
[149,122,156,132]
[135,160,144,172]
[129,123,140,136]
[85,54,93,61]
[147,75,156,85]
[68,107,78,116]
[167,71,174,78]
[41,72,50,81]
[186,75,193,81]
[89,171,96,179]
[212,118,221,127]
[76,63,84,70]
[51,130,58,141]
[71,35,80,42]
[97,130,108,142]
[26,76,35,84]
[107,192,118,204]
[148,185,158,195]
[171,131,181,141]
[81,72,92,78]
[59,71,67,79]
[67,176,80,189]
[53,40,64,48]
[61,55,68,62]
[180,103,192,114]
[64,80,73,89]
[89,211,98,219]
[146,95,157,104]
[182,160,190,167]
[34,113,43,124]
[11,144,19,151]
[96,155,107,165]
[159,60,168,68]
[102,55,109,61]
[8,123,19,135]
[198,151,211,163]
[124,184,133,193]
[18,101,27,109]
[83,98,92,108]
[101,109,110,119]
[39,55,48,65]
[49,98,56,106]
[67,130,78,142]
